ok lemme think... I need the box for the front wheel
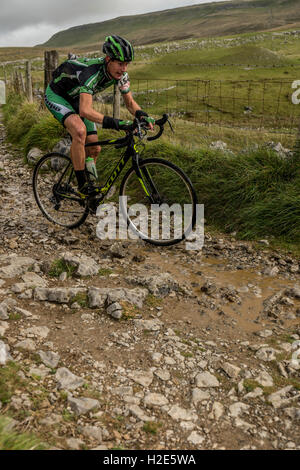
[32,152,89,229]
[119,157,198,246]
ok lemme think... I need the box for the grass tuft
[48,258,77,278]
[0,417,47,450]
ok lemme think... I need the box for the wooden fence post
[113,84,120,119]
[13,69,20,94]
[25,60,33,102]
[44,50,59,93]
[19,69,26,94]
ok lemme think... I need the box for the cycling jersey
[50,56,130,101]
[45,56,131,131]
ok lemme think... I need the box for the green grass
[62,408,76,423]
[243,379,261,393]
[71,292,89,308]
[143,421,163,435]
[98,268,113,276]
[48,258,77,278]
[2,94,66,156]
[22,114,66,156]
[0,361,26,405]
[0,417,47,450]
[0,362,49,449]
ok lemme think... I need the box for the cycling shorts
[44,85,97,135]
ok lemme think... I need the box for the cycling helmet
[102,35,134,62]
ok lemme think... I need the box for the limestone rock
[68,396,100,416]
[38,350,60,369]
[168,405,197,422]
[144,393,169,408]
[62,252,99,277]
[0,256,35,278]
[0,340,12,365]
[55,367,85,391]
[195,371,220,388]
[128,370,153,388]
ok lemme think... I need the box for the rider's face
[106,58,129,80]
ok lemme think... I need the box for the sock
[75,170,86,189]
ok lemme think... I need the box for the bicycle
[32,114,198,246]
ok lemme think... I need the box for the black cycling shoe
[87,197,100,215]
[77,182,99,198]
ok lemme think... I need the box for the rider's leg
[83,118,101,163]
[64,114,87,188]
[85,133,101,163]
[64,114,87,170]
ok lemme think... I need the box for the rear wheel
[119,157,197,246]
[32,152,89,229]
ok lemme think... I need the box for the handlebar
[147,114,169,142]
[126,113,170,142]
[85,114,172,150]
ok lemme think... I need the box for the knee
[73,126,87,146]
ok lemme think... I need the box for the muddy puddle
[144,251,300,337]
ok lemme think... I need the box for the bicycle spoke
[120,158,197,246]
[33,153,89,228]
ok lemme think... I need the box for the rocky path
[0,116,299,450]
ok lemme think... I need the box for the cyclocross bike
[32,114,198,246]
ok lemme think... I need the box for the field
[1,29,300,150]
[0,26,300,153]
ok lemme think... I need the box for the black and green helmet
[102,35,134,62]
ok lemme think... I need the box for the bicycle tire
[119,157,198,246]
[32,152,89,229]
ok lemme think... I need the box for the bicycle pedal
[88,196,103,214]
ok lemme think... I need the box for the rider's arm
[79,93,105,125]
[123,92,154,130]
[122,91,141,116]
[79,92,131,131]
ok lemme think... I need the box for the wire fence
[118,78,300,134]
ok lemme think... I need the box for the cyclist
[44,34,154,194]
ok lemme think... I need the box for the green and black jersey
[45,57,131,131]
[50,57,131,101]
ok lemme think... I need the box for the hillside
[40,0,300,48]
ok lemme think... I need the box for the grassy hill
[40,0,300,48]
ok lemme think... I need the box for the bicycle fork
[132,154,162,204]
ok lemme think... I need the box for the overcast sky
[0,0,227,47]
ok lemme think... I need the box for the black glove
[102,116,133,131]
[135,110,149,121]
[135,110,155,127]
